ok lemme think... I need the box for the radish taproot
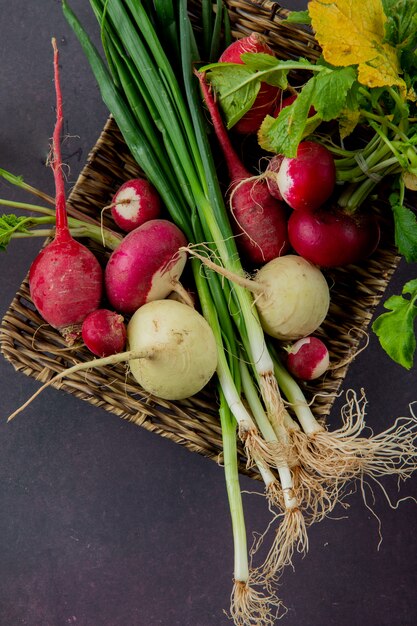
[288,207,381,267]
[7,300,218,422]
[276,141,336,212]
[286,336,330,381]
[105,219,189,314]
[82,309,127,357]
[197,70,289,264]
[218,33,280,134]
[29,39,103,345]
[110,177,162,232]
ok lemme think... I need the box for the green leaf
[312,66,357,121]
[258,76,316,156]
[382,0,417,51]
[391,199,417,262]
[372,279,417,369]
[285,10,311,25]
[205,64,261,128]
[0,214,29,251]
[239,53,290,88]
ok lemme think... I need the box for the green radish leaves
[391,197,417,262]
[373,279,417,369]
[0,214,29,251]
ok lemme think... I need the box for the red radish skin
[218,33,280,134]
[81,309,127,357]
[29,39,103,345]
[286,336,329,381]
[288,207,381,267]
[105,219,188,314]
[197,71,289,264]
[111,177,162,232]
[277,141,336,212]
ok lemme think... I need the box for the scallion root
[252,506,309,586]
[229,578,285,626]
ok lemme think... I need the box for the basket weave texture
[0,0,400,478]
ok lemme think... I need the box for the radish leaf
[312,66,357,121]
[391,198,417,262]
[372,279,417,369]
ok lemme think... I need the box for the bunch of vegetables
[2,0,417,624]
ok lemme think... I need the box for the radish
[81,309,127,357]
[7,300,218,421]
[104,218,189,314]
[253,255,330,341]
[185,249,330,342]
[286,336,330,381]
[276,141,336,212]
[127,300,218,400]
[197,70,289,265]
[288,207,381,267]
[218,32,280,134]
[265,154,283,200]
[110,177,161,232]
[29,39,103,345]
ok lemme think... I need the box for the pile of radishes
[26,33,383,407]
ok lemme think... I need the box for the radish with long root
[7,299,218,422]
[197,70,289,265]
[28,38,103,345]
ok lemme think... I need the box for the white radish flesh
[127,300,218,400]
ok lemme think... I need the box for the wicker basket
[0,0,400,478]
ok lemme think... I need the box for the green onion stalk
[61,0,308,618]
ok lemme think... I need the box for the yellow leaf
[308,0,406,91]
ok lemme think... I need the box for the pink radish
[286,336,329,381]
[218,33,280,134]
[197,70,289,265]
[29,39,103,345]
[82,309,127,357]
[276,141,336,212]
[110,177,161,232]
[288,207,380,267]
[104,219,189,314]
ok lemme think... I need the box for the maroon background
[0,2,416,625]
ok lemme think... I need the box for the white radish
[7,299,218,422]
[253,255,330,340]
[127,299,218,400]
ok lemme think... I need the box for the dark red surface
[1,2,417,625]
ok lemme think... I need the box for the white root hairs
[251,506,309,585]
[228,577,285,626]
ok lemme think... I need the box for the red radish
[111,177,161,232]
[286,336,329,381]
[197,70,289,264]
[82,309,127,357]
[29,39,103,345]
[104,219,189,314]
[218,33,280,134]
[276,141,336,212]
[288,207,381,267]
